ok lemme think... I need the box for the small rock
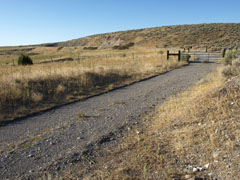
[192,167,204,172]
[204,163,210,169]
[28,154,33,158]
[185,175,192,179]
[193,167,198,172]
[136,130,143,135]
[49,141,55,145]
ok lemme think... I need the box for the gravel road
[0,53,219,179]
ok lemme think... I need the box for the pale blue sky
[0,0,239,46]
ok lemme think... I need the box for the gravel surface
[0,53,219,179]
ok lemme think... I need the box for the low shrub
[18,54,33,65]
[112,42,134,50]
[222,49,238,65]
[158,50,164,54]
[232,57,240,67]
[83,46,98,50]
[222,57,240,78]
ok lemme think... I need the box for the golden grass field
[0,47,188,124]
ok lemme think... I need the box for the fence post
[178,51,181,61]
[222,48,226,58]
[167,50,169,60]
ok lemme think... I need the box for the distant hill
[52,23,240,52]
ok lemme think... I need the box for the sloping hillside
[56,23,240,51]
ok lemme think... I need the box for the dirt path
[0,53,219,179]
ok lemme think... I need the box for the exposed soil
[0,53,219,179]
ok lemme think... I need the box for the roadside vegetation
[59,50,240,179]
[0,48,187,124]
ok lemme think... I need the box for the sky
[0,0,239,46]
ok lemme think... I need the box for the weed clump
[18,54,33,65]
[222,49,238,65]
[221,50,240,78]
[222,58,240,78]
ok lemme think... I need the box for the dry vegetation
[0,48,187,124]
[58,23,240,52]
[1,23,239,65]
[58,51,240,180]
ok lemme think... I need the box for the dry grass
[0,49,186,123]
[59,23,240,52]
[0,46,174,65]
[60,66,240,180]
[1,24,239,65]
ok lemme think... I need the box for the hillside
[56,23,240,51]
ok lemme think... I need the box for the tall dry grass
[0,51,186,123]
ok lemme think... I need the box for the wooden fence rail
[167,50,181,61]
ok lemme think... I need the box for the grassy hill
[1,23,239,65]
[56,23,240,51]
